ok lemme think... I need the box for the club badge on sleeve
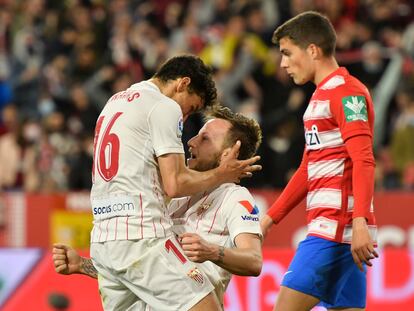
[342,96,368,122]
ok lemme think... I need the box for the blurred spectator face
[60,28,77,47]
[362,41,383,68]
[1,105,18,131]
[44,112,64,133]
[52,55,69,72]
[25,0,45,18]
[23,120,42,143]
[165,2,183,29]
[354,23,374,45]
[246,7,266,33]
[72,6,92,32]
[381,27,403,48]
[396,88,414,112]
[372,1,393,21]
[214,0,230,13]
[227,15,245,37]
[109,0,129,14]
[70,85,89,110]
[76,48,96,69]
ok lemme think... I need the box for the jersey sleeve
[345,134,375,219]
[221,187,262,246]
[148,100,185,157]
[330,87,373,141]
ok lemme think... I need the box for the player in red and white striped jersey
[53,106,263,308]
[260,12,378,311]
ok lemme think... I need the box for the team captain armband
[341,95,368,122]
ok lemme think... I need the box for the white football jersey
[90,81,184,242]
[169,183,262,304]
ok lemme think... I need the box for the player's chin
[293,77,305,85]
[187,158,196,169]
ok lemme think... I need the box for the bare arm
[158,141,261,198]
[52,244,98,279]
[180,232,262,276]
[80,257,98,279]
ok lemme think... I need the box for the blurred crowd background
[0,0,413,193]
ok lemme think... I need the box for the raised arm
[180,232,262,276]
[52,244,98,279]
[158,141,261,198]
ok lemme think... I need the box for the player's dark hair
[153,55,217,108]
[272,11,336,56]
[205,106,262,160]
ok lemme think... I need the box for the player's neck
[313,57,339,86]
[149,78,166,93]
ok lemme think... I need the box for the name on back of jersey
[108,90,140,103]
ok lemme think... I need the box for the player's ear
[307,43,322,60]
[220,146,239,161]
[177,77,191,92]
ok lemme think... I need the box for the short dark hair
[272,11,336,56]
[153,55,217,108]
[205,106,262,160]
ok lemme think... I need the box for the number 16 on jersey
[92,112,123,183]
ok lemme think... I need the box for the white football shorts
[91,236,214,311]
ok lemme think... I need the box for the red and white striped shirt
[268,67,377,243]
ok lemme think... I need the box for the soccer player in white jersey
[82,55,261,311]
[53,106,263,308]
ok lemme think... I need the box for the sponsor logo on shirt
[93,201,136,215]
[187,267,204,285]
[239,200,259,221]
[342,95,368,122]
[305,124,321,147]
[177,116,184,138]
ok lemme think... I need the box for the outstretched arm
[52,244,98,279]
[180,232,262,276]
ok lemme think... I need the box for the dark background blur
[0,0,413,193]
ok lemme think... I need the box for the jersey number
[165,238,187,264]
[93,112,123,182]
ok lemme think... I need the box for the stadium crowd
[0,0,413,193]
